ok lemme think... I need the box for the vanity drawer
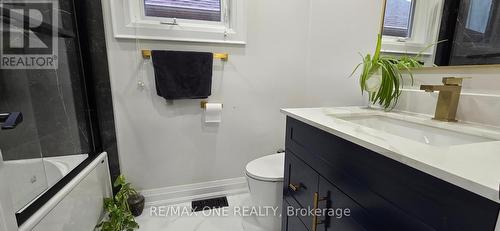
[287,214,309,231]
[283,200,309,231]
[284,152,318,211]
[285,117,500,231]
[318,176,369,231]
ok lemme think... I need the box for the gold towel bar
[200,101,208,109]
[141,50,228,61]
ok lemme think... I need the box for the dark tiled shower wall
[0,0,120,186]
[74,0,121,186]
[0,48,90,160]
[0,71,44,160]
[0,0,90,160]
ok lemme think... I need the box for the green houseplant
[96,175,143,231]
[351,34,424,110]
[350,0,437,110]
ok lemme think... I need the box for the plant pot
[127,194,145,217]
[364,74,381,109]
[365,74,382,93]
[365,97,376,109]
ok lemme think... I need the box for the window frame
[382,0,444,56]
[109,0,246,44]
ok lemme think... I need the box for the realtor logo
[0,0,58,69]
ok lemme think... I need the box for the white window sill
[382,40,433,56]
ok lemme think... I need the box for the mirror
[382,0,500,67]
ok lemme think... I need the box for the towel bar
[141,50,228,61]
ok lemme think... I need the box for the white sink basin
[339,115,495,146]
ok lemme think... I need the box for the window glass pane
[383,0,415,38]
[144,0,222,22]
[466,0,492,33]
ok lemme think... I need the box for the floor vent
[191,196,229,212]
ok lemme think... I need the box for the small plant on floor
[97,175,143,231]
[350,34,425,110]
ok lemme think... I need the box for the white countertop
[281,107,500,204]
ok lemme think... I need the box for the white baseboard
[141,177,249,206]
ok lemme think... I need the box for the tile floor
[136,193,274,231]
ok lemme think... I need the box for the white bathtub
[43,155,89,188]
[19,152,112,231]
[4,154,88,212]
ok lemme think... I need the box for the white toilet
[245,153,285,231]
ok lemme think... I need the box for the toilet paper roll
[204,103,223,123]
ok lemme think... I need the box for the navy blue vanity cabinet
[318,176,371,231]
[283,200,310,231]
[282,117,500,231]
[283,152,317,229]
[283,152,371,231]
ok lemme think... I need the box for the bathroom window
[381,0,443,56]
[144,0,222,22]
[383,0,416,38]
[465,0,493,34]
[109,0,246,44]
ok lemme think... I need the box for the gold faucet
[420,77,466,122]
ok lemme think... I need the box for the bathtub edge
[17,152,109,231]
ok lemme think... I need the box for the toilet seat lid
[245,153,285,182]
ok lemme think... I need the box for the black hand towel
[152,50,213,100]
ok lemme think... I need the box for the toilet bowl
[245,153,285,231]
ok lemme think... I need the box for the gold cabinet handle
[288,183,301,192]
[312,192,327,231]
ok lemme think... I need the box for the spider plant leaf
[415,39,447,59]
[350,62,363,77]
[373,34,383,61]
[389,66,399,93]
[398,62,415,86]
[385,67,396,107]
[380,60,401,109]
[360,54,375,94]
[377,63,392,107]
[351,52,368,78]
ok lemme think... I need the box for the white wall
[101,0,383,191]
[305,0,381,107]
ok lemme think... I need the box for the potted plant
[350,0,439,110]
[350,34,425,110]
[96,175,145,231]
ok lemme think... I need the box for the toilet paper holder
[200,100,223,109]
